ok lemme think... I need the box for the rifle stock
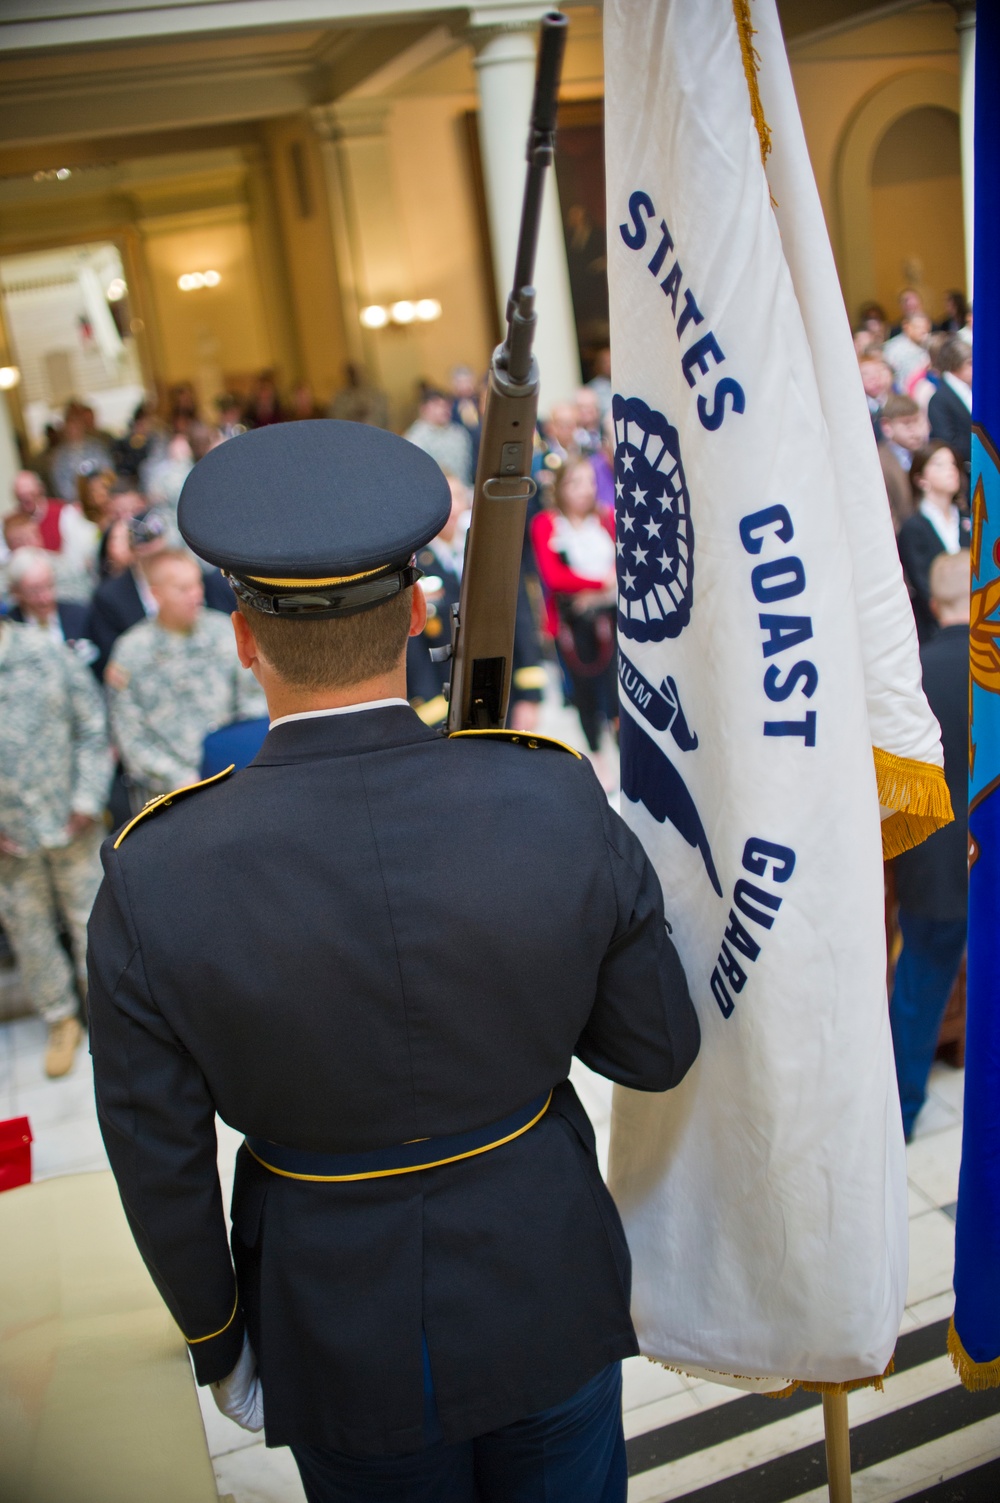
[446,11,568,732]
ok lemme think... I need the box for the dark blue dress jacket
[87,707,698,1455]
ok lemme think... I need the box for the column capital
[465,2,551,53]
[949,0,975,29]
[309,98,392,145]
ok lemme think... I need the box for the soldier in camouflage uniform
[107,550,266,806]
[0,619,113,1077]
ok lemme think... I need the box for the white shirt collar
[943,371,973,411]
[269,698,410,730]
[919,497,961,554]
[132,566,159,617]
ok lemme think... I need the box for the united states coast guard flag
[604,0,952,1387]
[951,0,1000,1394]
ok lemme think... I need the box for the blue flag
[952,0,1000,1391]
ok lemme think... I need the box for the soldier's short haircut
[143,549,202,584]
[929,549,970,610]
[881,393,919,422]
[6,546,54,588]
[239,588,413,690]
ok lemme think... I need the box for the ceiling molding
[0,0,464,54]
[346,24,463,98]
[782,0,945,51]
[0,124,260,180]
[319,19,446,101]
[0,66,314,148]
[0,13,461,148]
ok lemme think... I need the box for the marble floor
[1,684,993,1501]
[0,1007,981,1503]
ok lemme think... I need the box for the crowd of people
[855,286,974,1136]
[0,357,620,1080]
[0,286,974,1120]
[858,288,974,634]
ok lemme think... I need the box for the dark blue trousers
[889,910,966,1139]
[291,1359,627,1503]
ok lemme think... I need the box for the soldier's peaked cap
[178,420,452,620]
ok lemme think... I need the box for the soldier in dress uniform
[0,619,112,1077]
[87,420,699,1503]
[106,550,266,809]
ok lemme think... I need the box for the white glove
[210,1332,265,1432]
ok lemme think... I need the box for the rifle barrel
[446,10,567,733]
[507,12,568,340]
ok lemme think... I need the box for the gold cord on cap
[245,563,391,589]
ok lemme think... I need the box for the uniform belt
[244,1090,552,1182]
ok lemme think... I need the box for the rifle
[444,9,569,732]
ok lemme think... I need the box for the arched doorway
[870,105,964,325]
[835,68,962,323]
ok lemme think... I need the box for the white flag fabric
[603,0,950,1385]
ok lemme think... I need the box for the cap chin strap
[228,562,422,620]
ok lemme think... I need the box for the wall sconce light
[106,278,127,302]
[0,366,21,390]
[360,298,442,329]
[177,270,221,291]
[360,304,390,329]
[33,167,72,182]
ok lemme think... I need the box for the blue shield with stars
[613,393,693,643]
[613,392,719,893]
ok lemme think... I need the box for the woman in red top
[530,457,618,760]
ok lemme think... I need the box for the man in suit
[877,394,928,533]
[89,508,235,678]
[858,352,894,442]
[889,550,969,1139]
[5,547,96,668]
[928,337,973,471]
[87,421,699,1503]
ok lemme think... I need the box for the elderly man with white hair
[5,547,97,669]
[9,469,98,602]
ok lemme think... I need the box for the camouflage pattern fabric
[0,831,102,1022]
[0,621,112,853]
[107,609,266,793]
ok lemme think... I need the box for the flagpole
[822,1392,853,1503]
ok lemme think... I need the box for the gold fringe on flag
[732,0,773,169]
[948,1318,1000,1392]
[655,1360,892,1398]
[874,747,954,860]
[762,1359,894,1399]
[795,1360,893,1395]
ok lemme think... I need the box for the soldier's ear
[231,610,258,670]
[409,584,427,639]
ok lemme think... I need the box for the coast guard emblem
[613,394,693,643]
[614,392,720,895]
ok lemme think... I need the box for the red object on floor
[0,1117,32,1191]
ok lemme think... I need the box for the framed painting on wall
[464,98,609,380]
[554,99,608,380]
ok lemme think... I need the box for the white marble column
[955,3,975,301]
[311,99,423,428]
[0,391,20,512]
[469,12,582,411]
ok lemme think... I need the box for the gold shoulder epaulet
[447,729,582,759]
[113,765,236,849]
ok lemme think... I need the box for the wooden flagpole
[822,1392,853,1502]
